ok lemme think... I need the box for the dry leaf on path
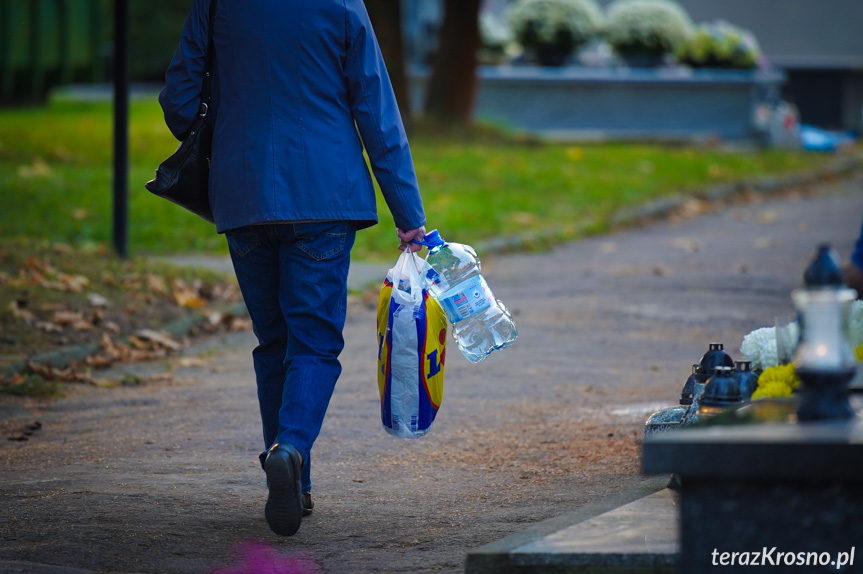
[669,237,702,253]
[27,361,92,383]
[177,357,206,368]
[134,329,182,351]
[753,237,776,249]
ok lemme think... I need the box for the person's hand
[397,226,426,252]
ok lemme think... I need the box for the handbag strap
[199,0,217,116]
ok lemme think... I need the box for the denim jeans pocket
[225,229,261,258]
[294,222,354,261]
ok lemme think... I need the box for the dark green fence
[0,0,104,102]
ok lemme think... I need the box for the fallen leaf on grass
[27,361,92,383]
[25,257,57,276]
[35,321,63,333]
[18,158,52,178]
[134,329,181,351]
[51,310,84,326]
[38,273,90,293]
[145,274,169,295]
[172,278,207,308]
[8,301,35,323]
[102,321,120,334]
[206,311,228,327]
[677,198,707,219]
[84,333,174,369]
[87,293,110,307]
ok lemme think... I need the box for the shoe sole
[264,448,303,536]
[303,492,314,517]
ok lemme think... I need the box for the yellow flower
[856,345,863,362]
[752,380,793,399]
[751,364,800,399]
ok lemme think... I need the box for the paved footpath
[1,175,861,574]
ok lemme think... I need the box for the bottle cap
[417,229,445,249]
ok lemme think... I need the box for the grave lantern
[793,244,858,421]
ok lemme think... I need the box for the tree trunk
[423,0,481,124]
[364,0,412,127]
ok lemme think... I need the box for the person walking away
[158,0,427,536]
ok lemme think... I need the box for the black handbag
[145,0,217,224]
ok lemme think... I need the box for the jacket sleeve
[159,0,210,140]
[345,0,426,232]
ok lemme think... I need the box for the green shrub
[507,0,604,54]
[677,20,762,70]
[604,0,694,59]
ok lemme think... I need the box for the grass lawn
[0,95,836,262]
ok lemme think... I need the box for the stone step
[465,476,678,574]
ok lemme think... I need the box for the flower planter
[618,51,668,68]
[410,64,785,143]
[535,45,574,67]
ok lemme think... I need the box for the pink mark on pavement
[210,542,320,574]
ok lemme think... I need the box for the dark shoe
[264,443,303,536]
[303,492,314,517]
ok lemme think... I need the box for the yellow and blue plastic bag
[376,251,447,438]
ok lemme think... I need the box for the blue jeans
[225,221,356,493]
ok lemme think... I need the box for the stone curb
[608,155,862,228]
[475,155,862,256]
[0,301,249,378]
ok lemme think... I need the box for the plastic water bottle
[420,230,517,363]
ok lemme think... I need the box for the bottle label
[437,276,494,323]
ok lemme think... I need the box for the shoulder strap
[200,0,217,111]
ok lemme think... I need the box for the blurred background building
[3,0,861,133]
[404,0,863,132]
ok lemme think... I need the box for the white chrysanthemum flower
[740,326,779,371]
[507,0,605,47]
[848,300,863,349]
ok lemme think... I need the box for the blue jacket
[159,0,426,234]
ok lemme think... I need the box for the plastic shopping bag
[376,251,447,438]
